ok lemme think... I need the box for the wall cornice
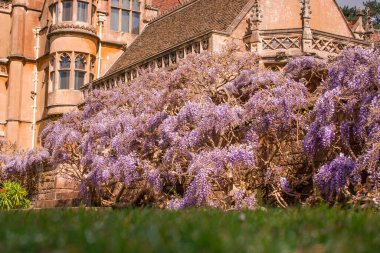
[7,55,36,63]
[48,23,99,40]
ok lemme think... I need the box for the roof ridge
[149,0,200,24]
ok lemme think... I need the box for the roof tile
[107,0,252,75]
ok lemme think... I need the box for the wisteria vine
[1,44,379,209]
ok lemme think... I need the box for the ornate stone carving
[163,55,170,67]
[301,0,313,52]
[0,65,7,76]
[178,48,185,59]
[170,52,177,64]
[0,0,11,10]
[50,23,97,36]
[249,0,262,30]
[156,57,163,68]
[262,36,301,50]
[352,8,366,40]
[186,45,192,54]
[310,34,371,54]
[201,39,209,50]
[364,7,375,41]
[245,0,262,53]
[194,42,201,53]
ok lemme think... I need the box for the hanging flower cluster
[1,45,379,209]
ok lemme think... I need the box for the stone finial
[352,8,366,40]
[301,0,313,52]
[245,0,262,53]
[302,0,312,19]
[250,0,262,26]
[364,7,375,41]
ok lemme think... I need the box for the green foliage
[341,5,358,22]
[0,208,379,253]
[0,181,30,210]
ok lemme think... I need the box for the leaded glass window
[77,1,88,22]
[59,54,71,89]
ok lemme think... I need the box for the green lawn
[0,207,379,253]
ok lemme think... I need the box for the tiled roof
[152,0,181,13]
[106,0,252,76]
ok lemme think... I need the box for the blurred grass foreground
[0,207,379,253]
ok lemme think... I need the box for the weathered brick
[56,176,78,189]
[55,191,79,200]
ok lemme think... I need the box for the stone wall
[32,168,80,209]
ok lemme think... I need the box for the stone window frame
[49,0,94,25]
[51,52,95,91]
[110,0,141,34]
[59,53,71,90]
[74,54,87,90]
[89,56,96,83]
[49,56,56,93]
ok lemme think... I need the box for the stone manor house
[0,0,376,150]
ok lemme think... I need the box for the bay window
[50,1,93,24]
[50,52,94,91]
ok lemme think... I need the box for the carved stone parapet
[312,32,371,55]
[0,59,8,77]
[49,23,97,37]
[262,36,301,50]
[0,0,11,11]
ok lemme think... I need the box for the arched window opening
[59,53,71,89]
[49,56,56,93]
[89,57,95,82]
[74,54,86,90]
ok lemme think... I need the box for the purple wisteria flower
[314,154,358,200]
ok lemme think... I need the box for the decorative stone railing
[311,30,371,55]
[49,23,97,36]
[260,30,302,51]
[0,0,11,11]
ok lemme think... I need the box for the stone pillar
[364,7,375,43]
[6,1,26,145]
[246,0,262,54]
[352,8,365,40]
[301,0,313,53]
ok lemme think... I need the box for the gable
[261,0,302,30]
[310,0,354,38]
